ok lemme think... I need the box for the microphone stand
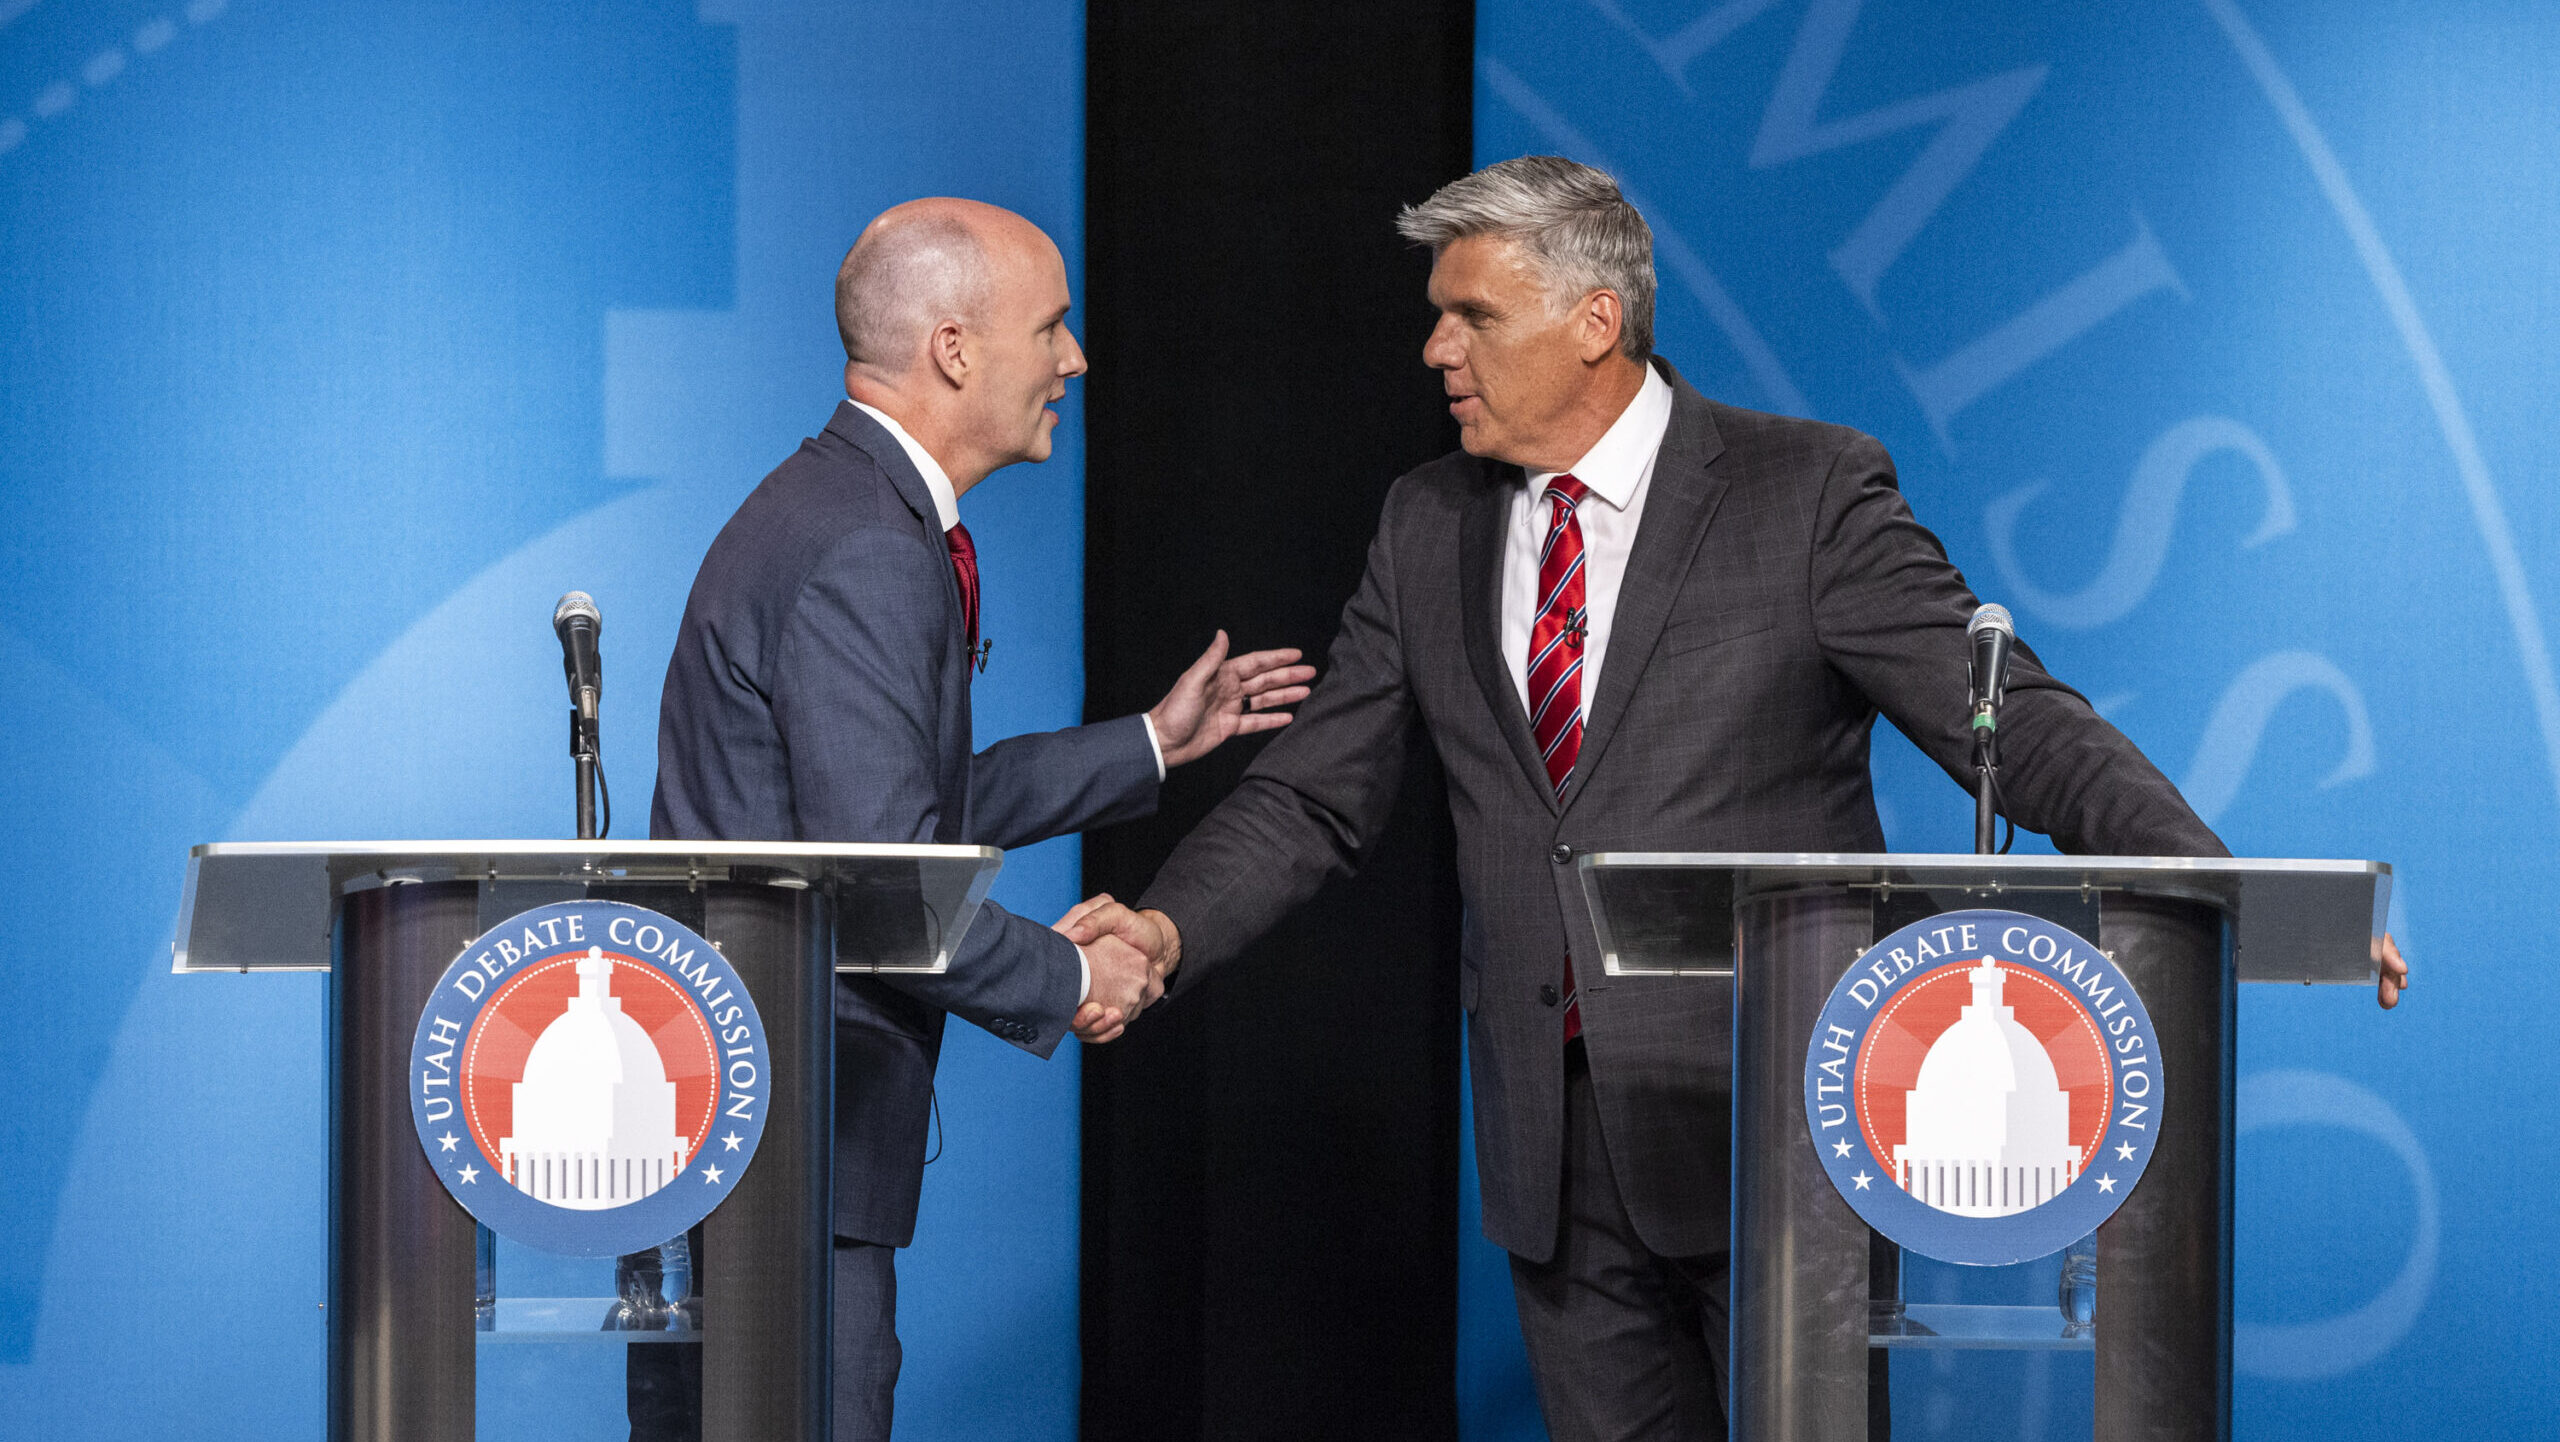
[571,697,600,841]
[1972,702,1999,856]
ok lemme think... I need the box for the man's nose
[1422,316,1461,370]
[1060,325,1089,378]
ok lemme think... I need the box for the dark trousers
[627,1344,702,1441]
[1510,1049,1733,1441]
[1509,1050,1891,1441]
[832,1236,901,1442]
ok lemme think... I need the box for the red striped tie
[1530,476,1590,1042]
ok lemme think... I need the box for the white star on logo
[701,1164,724,1184]
[722,1132,744,1152]
[437,1132,460,1153]
[456,1164,480,1185]
[2095,1174,2117,1194]
[1831,1138,1852,1158]
[1852,1171,1873,1191]
[2116,1141,2137,1161]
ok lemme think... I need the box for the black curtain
[1080,4,1477,1438]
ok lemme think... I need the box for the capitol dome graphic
[493,947,694,1209]
[1891,960,2079,1215]
[1855,958,2112,1221]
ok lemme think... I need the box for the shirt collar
[1528,364,1674,511]
[848,397,961,531]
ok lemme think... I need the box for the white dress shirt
[848,394,1162,772]
[851,398,961,529]
[1501,366,1676,719]
[850,397,1165,1005]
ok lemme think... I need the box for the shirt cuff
[1139,713,1167,780]
[1076,942,1092,1006]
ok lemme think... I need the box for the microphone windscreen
[1967,603,2014,641]
[554,590,601,638]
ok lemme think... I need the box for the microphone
[554,592,606,839]
[1967,603,2014,717]
[554,591,602,729]
[1966,603,2015,855]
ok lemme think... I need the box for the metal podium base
[328,879,833,1442]
[1729,887,2233,1442]
[1733,888,1875,1440]
[2094,893,2231,1442]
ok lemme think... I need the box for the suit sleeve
[773,526,1084,1056]
[1806,434,2229,858]
[1139,491,1423,988]
[969,714,1160,851]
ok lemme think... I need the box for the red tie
[1530,476,1590,1043]
[945,521,981,671]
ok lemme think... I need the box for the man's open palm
[1148,630,1316,768]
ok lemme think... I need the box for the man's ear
[1577,290,1624,365]
[929,318,970,388]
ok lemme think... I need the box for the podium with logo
[174,840,1001,1442]
[1571,852,2389,1442]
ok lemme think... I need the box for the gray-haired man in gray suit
[1069,158,2410,1439]
[652,197,1312,1440]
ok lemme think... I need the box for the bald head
[836,198,1047,375]
[835,198,1087,492]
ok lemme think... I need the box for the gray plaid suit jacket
[1141,359,2224,1263]
[654,401,1160,1246]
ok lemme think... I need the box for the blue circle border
[407,899,770,1258]
[1803,908,2164,1266]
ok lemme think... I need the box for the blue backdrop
[5,1,2548,1437]
[1464,1,2552,1438]
[0,1,1087,1436]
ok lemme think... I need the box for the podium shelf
[477,1297,705,1345]
[1575,851,2388,984]
[1870,1304,2094,1352]
[172,839,1001,975]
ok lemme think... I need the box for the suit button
[1539,983,1559,1007]
[1551,844,1572,865]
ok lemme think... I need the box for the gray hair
[835,213,990,369]
[1396,155,1655,361]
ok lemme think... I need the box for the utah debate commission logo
[409,900,768,1257]
[1805,909,2160,1265]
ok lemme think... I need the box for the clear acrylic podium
[1575,852,2390,1442]
[174,840,1002,1442]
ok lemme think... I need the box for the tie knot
[944,520,975,562]
[1545,473,1591,512]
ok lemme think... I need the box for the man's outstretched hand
[2378,932,2410,1010]
[1056,894,1182,1043]
[1148,630,1316,769]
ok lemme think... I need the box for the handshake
[1054,895,1183,1044]
[1030,627,1311,1043]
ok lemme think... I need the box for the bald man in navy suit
[653,198,1312,1439]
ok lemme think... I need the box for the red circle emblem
[1854,960,2114,1196]
[458,951,724,1184]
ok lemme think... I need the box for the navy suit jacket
[653,401,1159,1245]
